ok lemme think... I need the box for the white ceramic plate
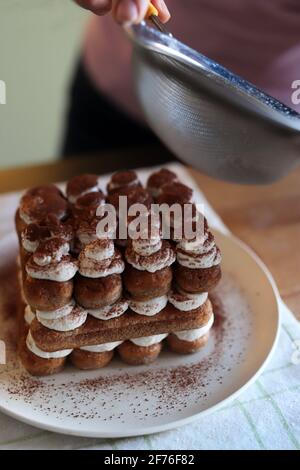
[0,229,279,438]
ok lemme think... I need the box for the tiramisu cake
[15,168,222,376]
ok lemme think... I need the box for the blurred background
[0,1,88,169]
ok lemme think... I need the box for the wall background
[0,1,88,169]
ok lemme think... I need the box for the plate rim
[0,229,281,438]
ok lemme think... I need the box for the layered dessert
[15,168,222,376]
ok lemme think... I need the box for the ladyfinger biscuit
[18,331,66,376]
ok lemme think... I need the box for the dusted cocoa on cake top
[106,170,141,195]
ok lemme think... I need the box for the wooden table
[1,146,299,320]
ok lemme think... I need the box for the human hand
[75,0,170,25]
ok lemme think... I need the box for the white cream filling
[174,314,214,342]
[84,241,114,261]
[26,331,72,359]
[36,306,87,332]
[168,291,208,312]
[22,238,39,253]
[108,178,138,191]
[79,257,124,278]
[115,238,128,247]
[88,299,128,320]
[127,250,175,273]
[24,305,35,325]
[177,247,221,269]
[147,186,162,198]
[18,270,27,303]
[33,241,70,266]
[130,333,168,347]
[26,260,78,282]
[36,300,76,320]
[19,209,34,225]
[132,238,162,256]
[130,295,168,316]
[80,341,123,353]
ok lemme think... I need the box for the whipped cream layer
[147,169,178,197]
[130,295,168,316]
[175,314,214,342]
[22,237,39,253]
[130,333,168,347]
[33,240,70,266]
[24,305,35,325]
[177,230,221,269]
[77,220,116,247]
[84,239,114,261]
[36,301,75,320]
[107,170,140,192]
[126,241,175,273]
[129,212,161,257]
[19,209,35,225]
[147,187,161,198]
[80,341,123,353]
[131,235,162,257]
[26,331,72,359]
[88,299,128,320]
[68,185,100,204]
[36,303,87,331]
[66,174,102,204]
[77,228,98,246]
[18,270,27,303]
[168,290,208,312]
[26,255,78,282]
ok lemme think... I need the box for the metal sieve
[127,22,300,184]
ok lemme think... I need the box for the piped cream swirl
[24,305,35,325]
[36,302,87,331]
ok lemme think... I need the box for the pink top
[83,0,300,119]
